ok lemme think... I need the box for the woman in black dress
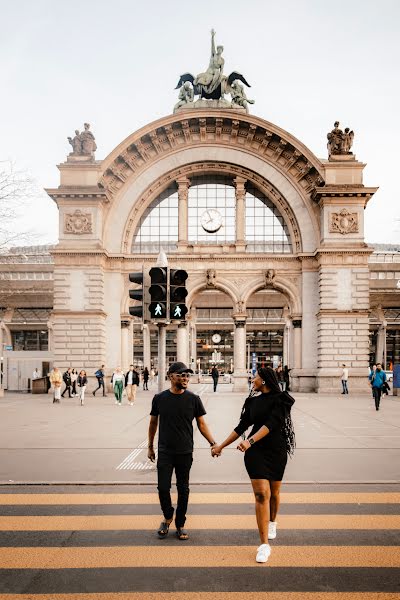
[212,366,295,563]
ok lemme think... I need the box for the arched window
[245,184,292,253]
[131,184,179,253]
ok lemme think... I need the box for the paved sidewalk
[0,384,399,484]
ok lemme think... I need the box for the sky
[1,0,399,246]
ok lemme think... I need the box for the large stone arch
[187,279,239,310]
[99,111,324,254]
[243,275,302,315]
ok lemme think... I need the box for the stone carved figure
[206,269,216,287]
[68,130,82,154]
[229,80,255,113]
[236,300,245,314]
[175,30,252,103]
[265,269,276,286]
[67,123,97,157]
[327,121,354,157]
[64,209,93,234]
[174,81,194,112]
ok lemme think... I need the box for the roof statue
[174,29,254,113]
[327,121,354,159]
[67,123,97,160]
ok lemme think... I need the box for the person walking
[211,365,219,392]
[93,365,106,397]
[143,367,150,391]
[212,366,295,564]
[71,368,78,397]
[61,368,72,398]
[341,364,349,394]
[369,362,387,411]
[32,368,40,380]
[283,366,291,392]
[49,367,63,403]
[147,362,218,541]
[77,370,87,405]
[369,364,376,399]
[125,365,140,405]
[112,367,125,405]
[275,365,286,392]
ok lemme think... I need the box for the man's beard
[176,381,187,390]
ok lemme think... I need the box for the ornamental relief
[64,209,93,234]
[329,209,359,235]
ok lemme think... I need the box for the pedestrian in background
[77,370,87,406]
[283,366,291,392]
[369,364,376,399]
[369,363,386,411]
[49,367,63,404]
[211,365,219,392]
[143,367,149,391]
[32,368,40,380]
[125,365,140,405]
[148,362,217,541]
[61,367,72,398]
[341,364,349,395]
[212,367,295,564]
[112,367,125,405]
[93,365,106,397]
[71,368,78,397]
[275,365,286,392]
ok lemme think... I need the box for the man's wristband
[209,441,217,447]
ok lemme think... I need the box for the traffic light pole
[157,322,167,393]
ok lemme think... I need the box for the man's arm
[148,415,158,462]
[196,415,217,447]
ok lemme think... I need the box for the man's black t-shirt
[150,389,206,454]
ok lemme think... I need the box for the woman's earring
[262,381,265,385]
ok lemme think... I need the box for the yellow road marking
[0,545,399,569]
[0,513,398,531]
[0,492,398,505]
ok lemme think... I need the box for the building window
[188,175,236,244]
[245,184,292,253]
[131,184,179,253]
[11,330,48,351]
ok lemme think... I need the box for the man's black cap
[168,362,194,374]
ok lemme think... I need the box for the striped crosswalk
[0,486,399,597]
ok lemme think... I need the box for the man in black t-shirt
[148,361,218,540]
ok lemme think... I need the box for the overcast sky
[1,0,399,246]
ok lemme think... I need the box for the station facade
[1,110,399,392]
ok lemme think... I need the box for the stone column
[292,319,302,369]
[233,317,248,392]
[143,323,151,370]
[189,321,197,372]
[283,320,291,368]
[121,320,130,369]
[0,320,4,396]
[46,319,54,354]
[234,176,247,250]
[177,176,190,248]
[376,323,387,366]
[176,322,189,364]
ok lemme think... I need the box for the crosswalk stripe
[1,545,399,568]
[0,594,399,600]
[0,492,398,505]
[0,514,398,531]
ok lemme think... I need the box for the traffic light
[128,271,144,319]
[149,267,168,320]
[169,269,188,320]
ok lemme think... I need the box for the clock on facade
[200,209,223,233]
[212,333,222,344]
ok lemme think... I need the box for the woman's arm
[237,425,270,452]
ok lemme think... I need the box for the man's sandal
[157,519,172,539]
[176,527,189,540]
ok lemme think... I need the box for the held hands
[147,447,155,462]
[211,444,222,458]
[237,439,251,453]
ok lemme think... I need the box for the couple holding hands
[147,361,295,564]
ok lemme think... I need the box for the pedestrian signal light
[128,271,144,319]
[149,267,168,320]
[169,269,188,320]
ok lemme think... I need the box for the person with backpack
[93,365,106,397]
[211,367,295,564]
[61,367,72,398]
[368,362,387,411]
[125,365,140,405]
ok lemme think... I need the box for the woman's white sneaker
[256,543,271,563]
[268,521,277,539]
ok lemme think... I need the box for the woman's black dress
[234,392,291,481]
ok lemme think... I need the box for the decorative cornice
[98,111,325,202]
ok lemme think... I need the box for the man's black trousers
[373,386,382,410]
[157,452,193,528]
[94,378,106,396]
